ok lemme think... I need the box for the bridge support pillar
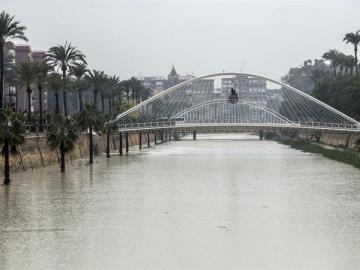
[161,132,164,143]
[119,132,123,156]
[193,130,197,140]
[147,132,151,147]
[259,130,264,140]
[154,131,157,145]
[125,132,129,153]
[106,130,111,158]
[139,131,142,150]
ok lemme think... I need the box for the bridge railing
[117,120,360,131]
[293,121,360,130]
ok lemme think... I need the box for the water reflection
[0,134,360,269]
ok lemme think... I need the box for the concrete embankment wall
[297,131,360,149]
[0,132,157,174]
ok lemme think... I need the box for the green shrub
[277,138,360,168]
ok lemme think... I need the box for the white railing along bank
[117,121,360,132]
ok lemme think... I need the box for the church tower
[167,65,180,88]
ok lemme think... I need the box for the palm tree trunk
[63,90,68,116]
[55,91,60,114]
[60,141,65,172]
[106,129,111,158]
[89,126,93,164]
[62,70,68,116]
[38,85,43,132]
[27,88,32,122]
[108,99,112,115]
[355,46,358,74]
[101,95,105,113]
[79,90,83,112]
[93,89,98,108]
[111,98,115,114]
[3,139,10,185]
[333,64,337,76]
[112,97,116,113]
[0,42,4,109]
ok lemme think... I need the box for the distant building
[140,76,167,96]
[138,66,195,95]
[3,42,46,113]
[221,75,267,104]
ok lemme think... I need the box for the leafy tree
[0,11,28,109]
[69,63,88,112]
[15,61,35,122]
[343,31,360,74]
[46,42,86,116]
[0,108,25,185]
[312,75,360,119]
[75,104,104,164]
[47,114,78,172]
[34,61,52,131]
[343,55,356,75]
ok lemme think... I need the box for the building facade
[3,42,46,114]
[138,66,195,95]
[221,75,267,104]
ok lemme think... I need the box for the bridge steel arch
[171,99,293,124]
[113,72,360,132]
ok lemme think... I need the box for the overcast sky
[3,0,360,80]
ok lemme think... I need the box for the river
[0,134,360,270]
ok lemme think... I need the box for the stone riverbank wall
[0,132,157,174]
[297,131,360,149]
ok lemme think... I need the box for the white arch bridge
[112,73,360,135]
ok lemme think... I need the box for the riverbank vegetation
[283,30,360,120]
[277,138,360,168]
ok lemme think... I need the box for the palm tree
[129,77,143,103]
[85,69,107,109]
[343,31,360,74]
[47,114,78,172]
[15,61,35,122]
[113,80,124,114]
[121,80,131,104]
[69,63,88,112]
[102,75,120,114]
[0,108,25,185]
[138,86,152,102]
[323,49,340,76]
[34,61,51,131]
[47,73,62,114]
[109,75,121,115]
[75,104,103,164]
[0,11,28,109]
[46,42,86,116]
